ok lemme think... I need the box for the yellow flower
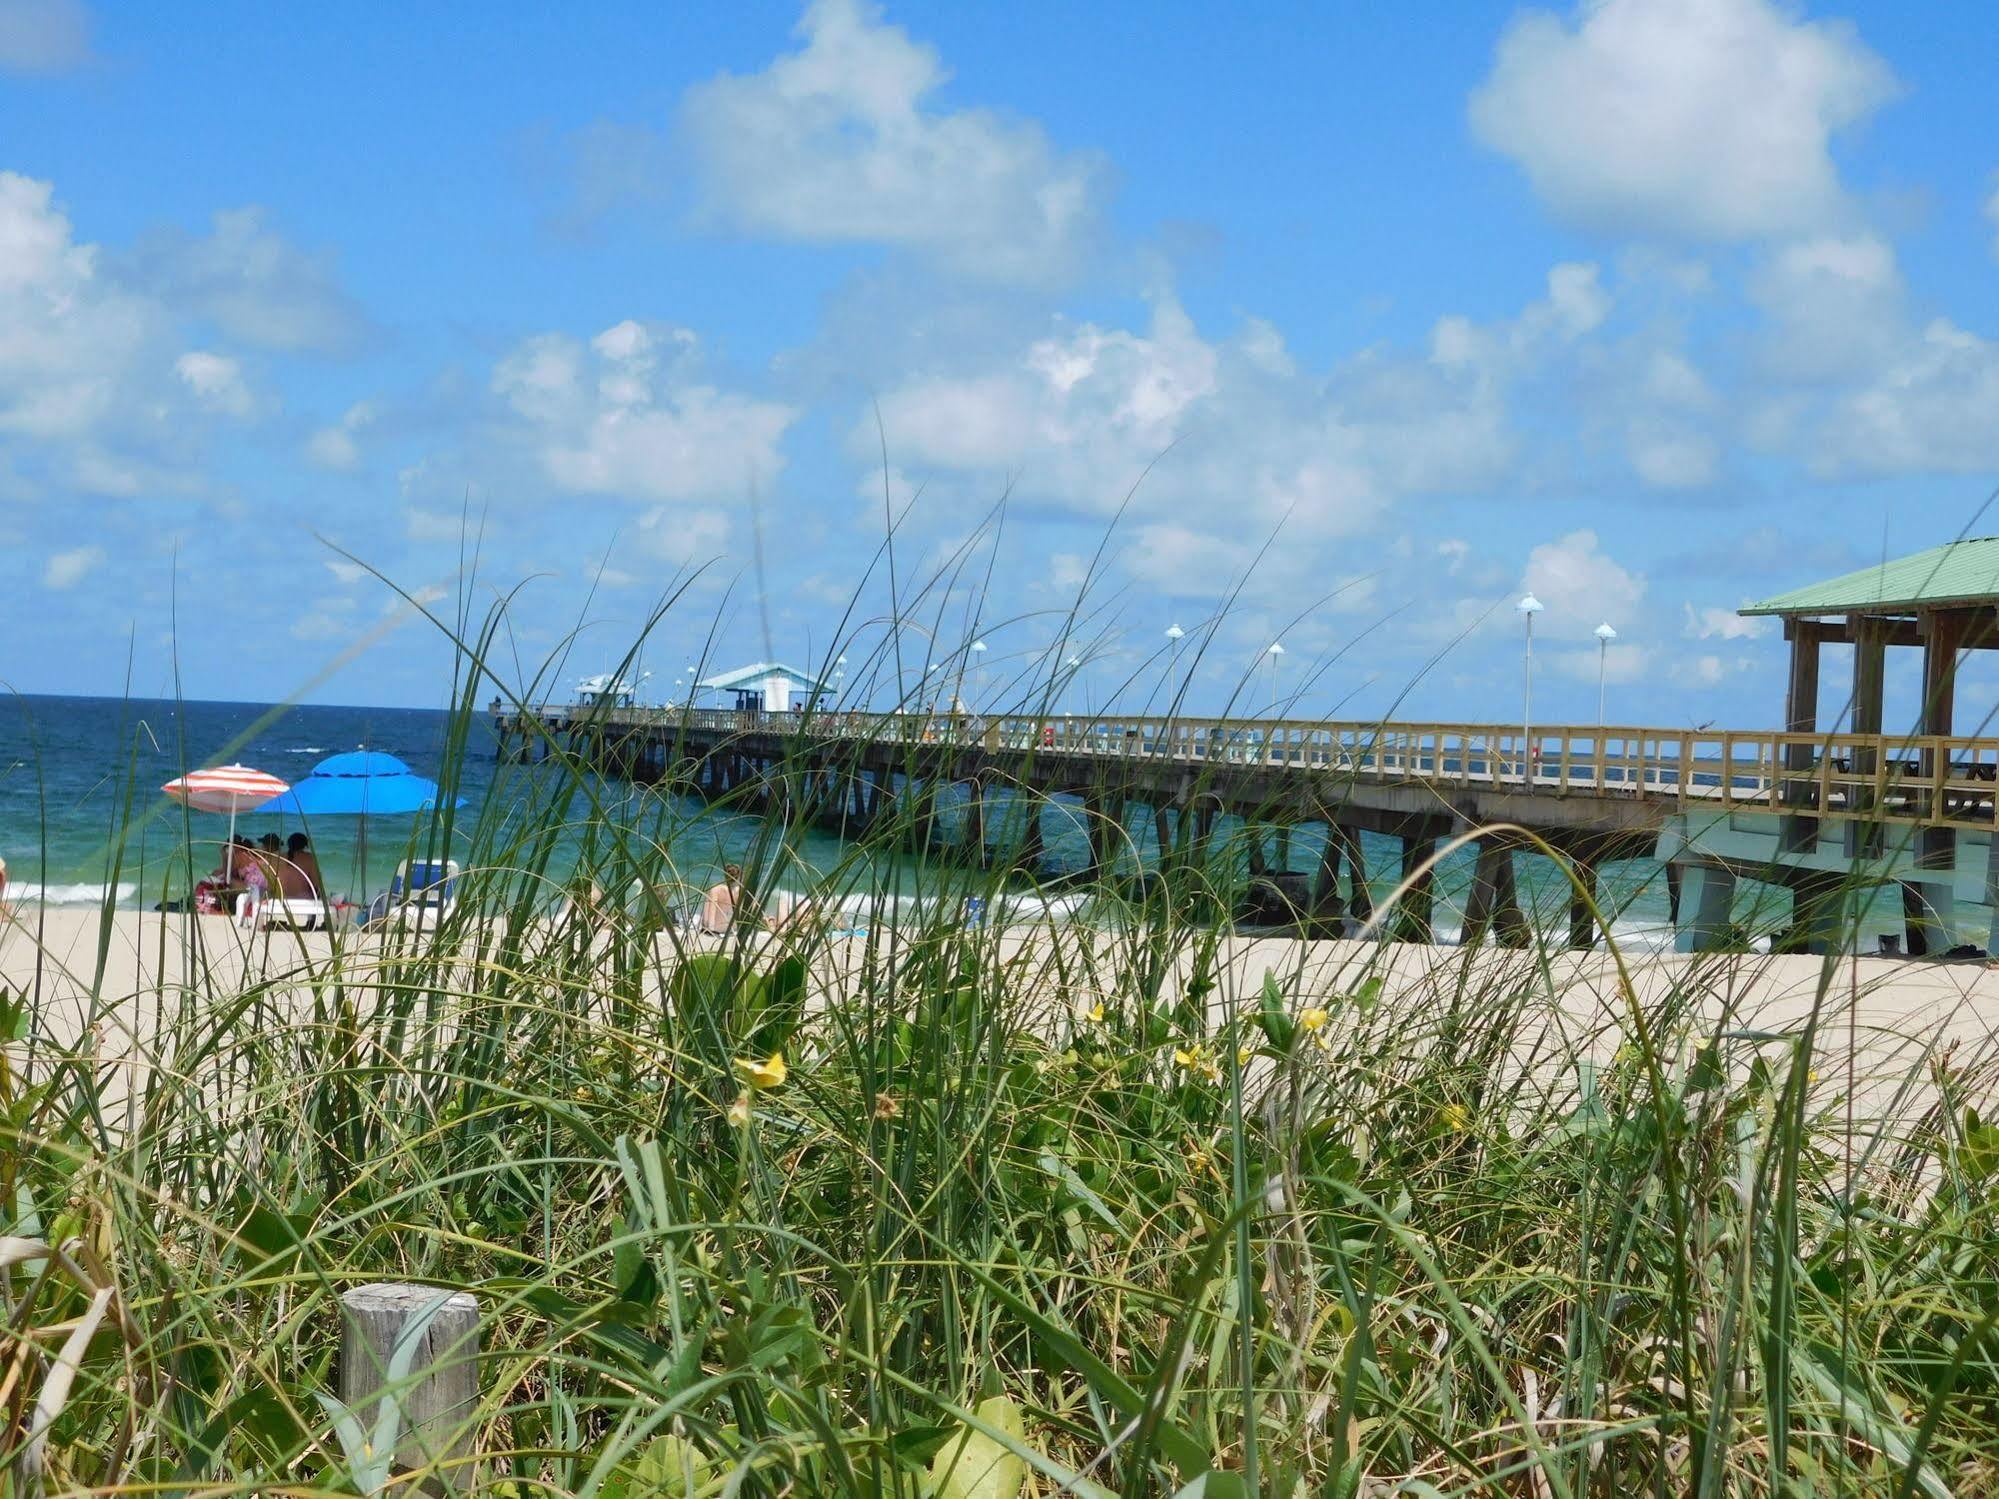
[1299,1007,1329,1032]
[1087,1001,1106,1024]
[1237,1045,1253,1068]
[1183,1140,1211,1175]
[734,1050,788,1090]
[1440,1103,1472,1133]
[1173,1045,1221,1084]
[726,1092,752,1127]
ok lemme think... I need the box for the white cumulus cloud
[1684,602,1769,640]
[860,262,1639,595]
[1469,0,1896,241]
[1747,232,1905,379]
[1521,529,1647,642]
[126,207,367,354]
[493,319,795,504]
[175,351,254,416]
[0,172,331,498]
[42,543,103,589]
[306,400,377,471]
[680,0,1105,282]
[1810,316,1999,476]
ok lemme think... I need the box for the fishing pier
[497,540,1999,955]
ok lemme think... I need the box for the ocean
[0,692,1860,952]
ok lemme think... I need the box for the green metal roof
[1740,537,1999,617]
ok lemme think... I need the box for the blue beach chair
[366,857,460,929]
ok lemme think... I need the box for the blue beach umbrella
[258,751,467,897]
[263,751,463,817]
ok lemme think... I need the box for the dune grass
[2,595,1997,1497]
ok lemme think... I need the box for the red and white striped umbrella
[162,765,290,815]
[163,765,290,881]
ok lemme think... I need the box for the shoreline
[5,906,1993,1107]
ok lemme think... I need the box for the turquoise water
[0,692,1895,950]
[0,694,880,910]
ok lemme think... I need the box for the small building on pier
[1663,537,1999,955]
[698,662,828,714]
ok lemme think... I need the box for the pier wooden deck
[498,705,1999,835]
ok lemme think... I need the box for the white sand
[3,906,1994,1124]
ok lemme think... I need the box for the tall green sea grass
[1,578,1996,1497]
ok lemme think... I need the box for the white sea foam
[824,887,1091,927]
[5,881,138,907]
[1604,920,1677,954]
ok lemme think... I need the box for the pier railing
[518,706,1999,829]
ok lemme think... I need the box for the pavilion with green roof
[1674,536,1999,956]
[1742,535,1999,755]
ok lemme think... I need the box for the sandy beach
[4,904,1995,1125]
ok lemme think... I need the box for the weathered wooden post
[339,1283,482,1489]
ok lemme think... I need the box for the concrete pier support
[1567,858,1599,950]
[1391,834,1436,942]
[1082,791,1114,879]
[1194,804,1218,875]
[1016,796,1045,870]
[1463,841,1527,948]
[1787,874,1846,955]
[1901,880,1955,957]
[965,779,987,862]
[1338,826,1372,921]
[1672,863,1737,953]
[1985,832,1999,957]
[1310,827,1344,929]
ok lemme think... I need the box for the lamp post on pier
[1266,640,1285,715]
[1517,594,1543,782]
[1593,622,1616,727]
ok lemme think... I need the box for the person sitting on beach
[233,837,271,921]
[767,894,825,940]
[278,833,324,901]
[699,864,748,934]
[565,874,608,925]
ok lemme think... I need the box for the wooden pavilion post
[1911,607,1969,951]
[1847,612,1888,860]
[1779,618,1821,854]
[1919,607,1966,869]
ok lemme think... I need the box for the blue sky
[4,0,1998,731]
